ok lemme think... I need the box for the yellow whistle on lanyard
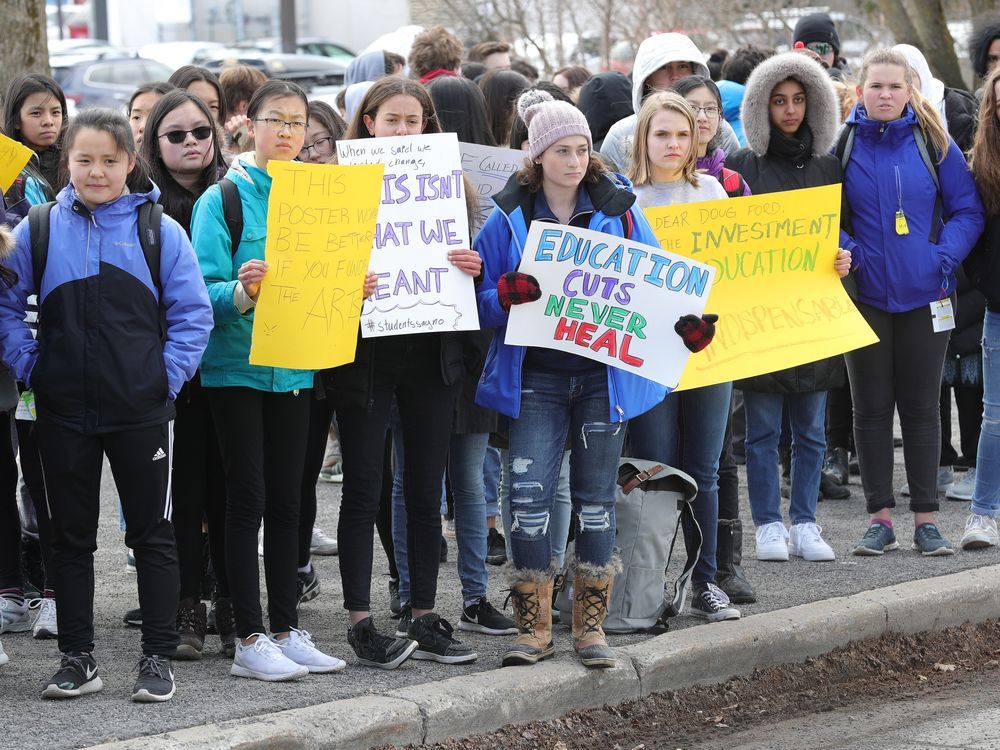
[895,210,910,236]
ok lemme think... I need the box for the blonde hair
[627,91,699,187]
[857,48,950,162]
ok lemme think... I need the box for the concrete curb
[89,564,1000,749]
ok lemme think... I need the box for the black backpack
[218,177,244,257]
[835,122,944,243]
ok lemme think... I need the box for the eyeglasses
[690,105,721,118]
[157,126,213,144]
[300,136,334,156]
[254,117,307,133]
[806,41,833,56]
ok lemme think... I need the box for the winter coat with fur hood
[725,52,847,394]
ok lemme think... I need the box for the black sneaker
[388,578,402,617]
[458,597,517,635]
[123,607,142,628]
[689,583,741,623]
[131,654,175,703]
[394,606,412,637]
[347,616,417,670]
[440,536,448,563]
[297,567,320,605]
[175,598,206,661]
[408,613,477,664]
[212,595,236,658]
[42,652,103,699]
[486,528,507,566]
[820,473,851,500]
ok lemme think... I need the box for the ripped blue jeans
[507,368,625,571]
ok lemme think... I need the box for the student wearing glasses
[297,101,346,164]
[792,12,850,80]
[191,80,347,681]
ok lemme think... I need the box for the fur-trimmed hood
[740,52,840,157]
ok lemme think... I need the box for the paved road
[0,417,997,748]
[706,670,1000,749]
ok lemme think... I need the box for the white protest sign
[505,222,716,388]
[459,142,526,235]
[336,132,479,337]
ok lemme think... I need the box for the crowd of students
[0,11,999,706]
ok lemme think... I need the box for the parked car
[138,41,226,71]
[51,56,174,110]
[201,52,346,90]
[232,37,354,66]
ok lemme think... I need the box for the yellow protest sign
[0,132,34,193]
[249,160,385,369]
[644,184,877,391]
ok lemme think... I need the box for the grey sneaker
[945,467,977,502]
[852,522,899,556]
[689,583,741,622]
[131,655,175,702]
[408,613,477,664]
[960,513,999,550]
[912,523,955,556]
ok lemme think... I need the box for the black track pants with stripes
[35,419,179,656]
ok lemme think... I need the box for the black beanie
[793,13,841,56]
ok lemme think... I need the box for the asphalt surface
[0,409,997,749]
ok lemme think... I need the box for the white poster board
[505,222,716,389]
[459,142,526,235]
[336,132,479,337]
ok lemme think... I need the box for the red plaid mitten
[675,313,718,353]
[497,272,541,311]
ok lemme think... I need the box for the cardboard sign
[459,142,526,235]
[249,160,384,369]
[505,222,715,388]
[644,184,878,390]
[336,132,479,337]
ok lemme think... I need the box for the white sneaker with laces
[32,598,58,639]
[960,513,999,550]
[231,634,308,681]
[0,637,7,665]
[789,522,836,561]
[0,595,31,633]
[755,521,789,561]
[945,468,977,502]
[276,628,347,673]
[257,528,264,557]
[310,526,338,556]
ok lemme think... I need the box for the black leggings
[208,387,309,639]
[298,394,336,568]
[940,382,983,466]
[717,395,740,521]
[0,411,21,590]
[15,419,54,593]
[846,299,952,514]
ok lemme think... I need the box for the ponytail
[908,87,950,163]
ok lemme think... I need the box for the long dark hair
[141,90,227,232]
[168,65,228,125]
[479,69,530,147]
[61,107,150,195]
[3,73,68,149]
[427,75,495,146]
[128,81,176,115]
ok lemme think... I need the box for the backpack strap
[834,122,856,173]
[28,201,55,296]
[661,500,701,620]
[721,168,742,197]
[136,202,163,291]
[912,125,943,244]
[219,178,244,257]
[619,208,634,240]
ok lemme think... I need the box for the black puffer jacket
[948,265,985,358]
[965,214,1000,315]
[944,86,979,154]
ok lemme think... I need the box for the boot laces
[576,583,609,635]
[504,588,540,634]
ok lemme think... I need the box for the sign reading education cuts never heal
[506,222,715,389]
[336,132,480,337]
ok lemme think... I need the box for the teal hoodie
[190,153,314,391]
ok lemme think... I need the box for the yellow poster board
[249,160,385,369]
[0,132,34,193]
[644,184,877,391]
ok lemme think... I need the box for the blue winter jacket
[842,104,984,313]
[473,173,667,422]
[0,181,213,433]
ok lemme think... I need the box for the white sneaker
[945,468,977,502]
[276,628,347,673]
[31,598,58,639]
[960,513,999,550]
[231,634,308,681]
[755,521,789,561]
[0,595,31,633]
[257,528,264,557]
[0,637,7,665]
[126,548,137,574]
[310,526,338,556]
[789,522,836,561]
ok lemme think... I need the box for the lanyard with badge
[895,169,954,333]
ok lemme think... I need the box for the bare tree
[0,0,50,97]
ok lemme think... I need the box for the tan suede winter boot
[571,558,620,669]
[501,569,555,667]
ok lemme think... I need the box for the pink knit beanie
[517,89,593,160]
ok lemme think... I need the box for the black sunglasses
[157,126,214,145]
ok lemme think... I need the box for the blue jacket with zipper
[842,104,984,313]
[0,181,213,433]
[473,172,667,422]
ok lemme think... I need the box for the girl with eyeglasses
[140,89,232,660]
[298,101,346,164]
[191,80,346,681]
